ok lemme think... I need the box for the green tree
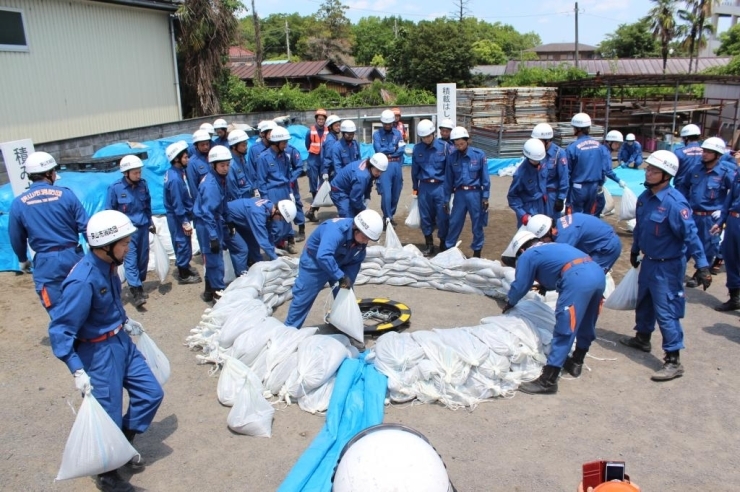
[306,0,353,64]
[499,64,588,87]
[598,17,657,58]
[463,19,540,59]
[387,19,474,91]
[352,16,412,66]
[471,39,507,65]
[717,24,740,56]
[370,54,386,67]
[648,0,680,74]
[679,1,717,73]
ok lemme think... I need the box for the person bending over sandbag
[329,153,387,218]
[226,198,296,264]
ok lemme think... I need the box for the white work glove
[254,190,261,198]
[124,318,144,337]
[712,210,722,220]
[19,260,31,274]
[74,369,92,396]
[289,193,295,203]
[397,140,406,148]
[619,180,626,189]
[322,173,329,181]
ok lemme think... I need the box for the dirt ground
[2,166,739,491]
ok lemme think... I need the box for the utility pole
[285,19,291,59]
[574,1,579,69]
[252,0,263,86]
[393,18,398,39]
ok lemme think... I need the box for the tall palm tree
[648,0,679,74]
[680,0,718,73]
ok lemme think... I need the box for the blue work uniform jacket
[678,160,737,212]
[328,138,361,173]
[213,136,229,148]
[301,218,367,284]
[543,143,569,201]
[411,138,447,191]
[372,128,404,160]
[507,159,548,221]
[163,166,193,226]
[256,147,291,196]
[674,142,703,191]
[106,178,153,228]
[286,144,304,183]
[247,139,268,187]
[553,213,618,256]
[193,169,227,241]
[330,159,375,211]
[186,150,210,200]
[226,151,253,201]
[444,146,490,202]
[566,135,605,183]
[619,141,643,165]
[599,145,622,186]
[226,197,277,260]
[320,133,340,176]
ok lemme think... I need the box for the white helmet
[86,210,137,247]
[571,113,592,128]
[680,124,701,138]
[523,138,546,161]
[120,155,144,173]
[625,133,636,142]
[417,119,436,138]
[438,118,454,130]
[258,120,277,133]
[199,122,215,135]
[380,110,395,124]
[208,145,232,163]
[228,129,248,147]
[269,126,291,143]
[645,150,679,176]
[369,153,389,171]
[502,229,539,259]
[192,129,212,144]
[450,126,469,140]
[326,115,342,128]
[24,151,57,174]
[332,424,452,492]
[213,118,228,129]
[701,137,727,154]
[166,141,189,163]
[340,120,357,133]
[354,209,383,241]
[605,130,624,143]
[525,214,553,238]
[277,199,297,223]
[531,123,554,140]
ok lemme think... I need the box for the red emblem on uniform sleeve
[681,209,689,219]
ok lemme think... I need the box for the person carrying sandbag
[330,153,388,218]
[49,210,164,492]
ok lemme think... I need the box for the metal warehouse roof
[555,74,740,89]
[505,57,733,75]
[231,61,342,80]
[472,65,507,77]
[527,43,598,52]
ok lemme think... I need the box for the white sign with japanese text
[1,139,35,197]
[436,83,456,134]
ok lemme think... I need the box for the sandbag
[603,187,615,216]
[231,317,288,366]
[218,299,270,348]
[411,330,470,386]
[227,370,275,437]
[223,250,236,284]
[604,265,640,310]
[217,356,253,406]
[384,220,403,250]
[285,336,350,398]
[312,180,333,208]
[430,246,466,269]
[327,288,364,342]
[152,234,169,283]
[56,394,138,480]
[433,328,490,367]
[136,332,171,386]
[265,352,298,395]
[405,197,421,229]
[297,376,335,414]
[619,187,638,220]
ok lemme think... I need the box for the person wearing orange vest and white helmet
[305,109,328,201]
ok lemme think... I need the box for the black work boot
[178,266,202,285]
[518,365,560,394]
[286,238,297,255]
[563,347,587,378]
[137,286,149,300]
[122,428,145,471]
[438,239,447,252]
[421,235,435,256]
[715,288,740,312]
[95,469,134,492]
[620,332,652,353]
[685,273,699,288]
[305,208,318,223]
[201,280,214,303]
[473,250,481,258]
[295,225,306,243]
[710,257,724,275]
[130,287,146,308]
[651,351,684,381]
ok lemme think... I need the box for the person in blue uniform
[49,210,163,492]
[327,120,361,176]
[194,146,231,302]
[507,138,549,227]
[186,129,212,200]
[330,153,388,218]
[711,158,740,311]
[284,209,383,329]
[247,120,277,195]
[213,118,229,147]
[438,118,455,148]
[566,113,607,215]
[678,137,737,284]
[221,129,253,277]
[444,126,490,258]
[618,133,643,168]
[163,141,202,284]
[307,114,342,222]
[673,124,703,195]
[522,213,622,272]
[256,126,297,254]
[531,123,569,220]
[285,141,307,242]
[9,151,88,318]
[411,119,449,256]
[227,198,297,263]
[374,110,405,225]
[502,232,606,394]
[106,155,154,308]
[620,150,711,381]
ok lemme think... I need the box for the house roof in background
[231,60,342,80]
[89,0,179,11]
[316,74,372,86]
[351,66,387,79]
[528,42,598,52]
[505,57,733,75]
[472,65,507,77]
[229,46,254,58]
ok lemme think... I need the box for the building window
[0,8,29,52]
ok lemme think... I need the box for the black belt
[421,178,442,184]
[645,255,682,262]
[45,243,80,252]
[692,210,717,216]
[388,157,401,162]
[456,185,479,191]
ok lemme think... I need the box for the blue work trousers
[544,191,561,221]
[634,257,686,352]
[722,215,740,289]
[194,218,226,290]
[284,265,336,329]
[569,182,600,216]
[124,227,149,288]
[445,190,485,251]
[306,154,322,197]
[291,181,306,226]
[419,181,448,240]
[166,214,193,269]
[693,213,720,264]
[77,331,164,433]
[378,160,403,220]
[32,246,83,318]
[329,192,357,219]
[547,263,606,367]
[224,230,248,276]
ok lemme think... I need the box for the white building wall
[0,0,179,143]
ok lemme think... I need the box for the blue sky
[247,0,656,46]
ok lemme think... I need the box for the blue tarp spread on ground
[278,353,387,492]
[604,167,645,198]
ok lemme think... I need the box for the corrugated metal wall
[0,0,179,143]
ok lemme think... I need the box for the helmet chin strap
[104,243,124,266]
[644,174,671,190]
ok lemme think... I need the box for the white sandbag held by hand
[223,250,236,284]
[384,220,403,250]
[602,187,615,216]
[56,394,138,480]
[405,197,421,229]
[312,180,333,208]
[227,371,275,437]
[136,332,171,386]
[604,264,640,310]
[152,234,169,283]
[328,287,364,342]
[619,187,638,220]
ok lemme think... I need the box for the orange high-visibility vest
[308,125,327,155]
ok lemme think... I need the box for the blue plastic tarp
[278,353,387,492]
[604,167,645,198]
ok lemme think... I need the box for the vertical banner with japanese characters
[436,83,456,136]
[1,139,35,197]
